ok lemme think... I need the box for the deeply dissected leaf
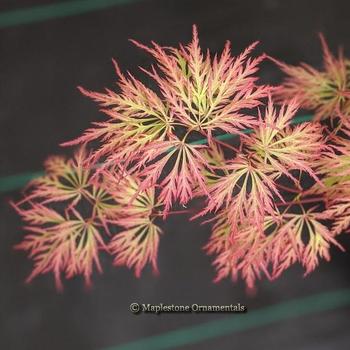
[272,34,350,122]
[12,27,350,292]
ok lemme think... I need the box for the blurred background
[0,1,350,349]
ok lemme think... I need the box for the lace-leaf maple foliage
[273,34,350,235]
[62,25,269,213]
[13,27,349,291]
[271,34,350,122]
[12,148,163,290]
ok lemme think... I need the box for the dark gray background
[0,1,349,349]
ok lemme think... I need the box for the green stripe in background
[0,0,140,28]
[192,113,314,144]
[1,4,348,350]
[0,171,44,193]
[0,115,314,193]
[0,1,315,192]
[104,288,350,350]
